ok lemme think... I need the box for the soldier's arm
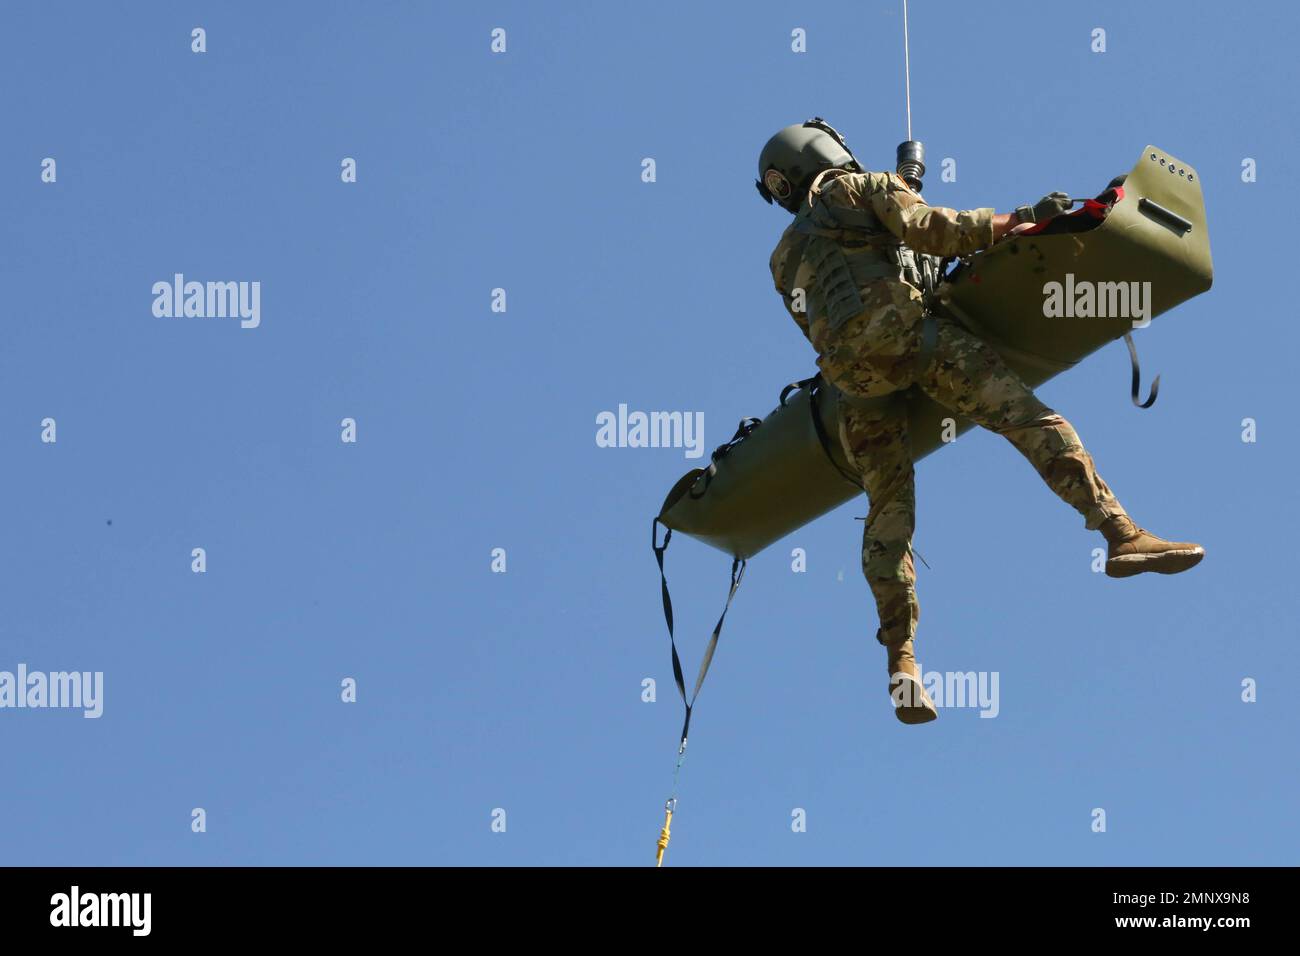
[866,172,1015,256]
[770,243,812,339]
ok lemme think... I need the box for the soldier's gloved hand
[1015,191,1073,225]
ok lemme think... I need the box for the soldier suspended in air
[757,119,1205,724]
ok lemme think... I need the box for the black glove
[1015,192,1073,225]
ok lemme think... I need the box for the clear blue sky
[2,1,1295,866]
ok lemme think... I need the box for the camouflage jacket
[769,169,995,348]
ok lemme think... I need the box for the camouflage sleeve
[770,234,811,338]
[867,172,995,257]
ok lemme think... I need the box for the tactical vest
[779,171,928,334]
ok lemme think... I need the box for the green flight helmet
[756,117,860,212]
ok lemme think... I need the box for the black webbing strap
[779,375,817,406]
[907,311,941,382]
[687,417,762,500]
[783,376,862,488]
[809,380,865,488]
[1123,331,1159,408]
[652,517,747,754]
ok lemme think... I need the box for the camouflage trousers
[821,280,1126,647]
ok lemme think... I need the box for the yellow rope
[655,804,674,867]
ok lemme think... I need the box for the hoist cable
[903,0,913,140]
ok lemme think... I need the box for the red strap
[1020,185,1124,236]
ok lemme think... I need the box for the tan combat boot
[885,636,938,725]
[1100,515,1204,578]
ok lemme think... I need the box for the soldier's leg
[839,398,938,724]
[917,318,1203,575]
[917,318,1123,526]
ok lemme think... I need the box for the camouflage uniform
[770,169,1127,647]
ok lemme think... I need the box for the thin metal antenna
[903,0,912,141]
